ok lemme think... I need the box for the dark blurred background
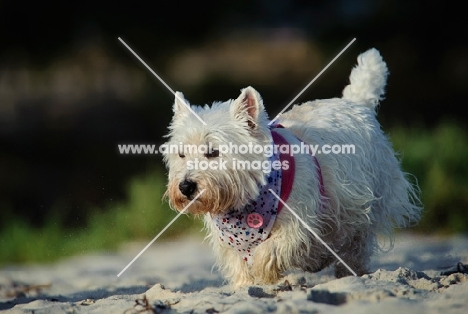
[1,0,467,263]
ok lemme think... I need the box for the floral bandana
[212,126,324,264]
[212,149,282,264]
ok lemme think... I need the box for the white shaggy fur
[163,48,422,288]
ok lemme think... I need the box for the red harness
[270,125,325,213]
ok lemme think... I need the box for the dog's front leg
[250,241,283,285]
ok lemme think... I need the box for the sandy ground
[1,232,468,314]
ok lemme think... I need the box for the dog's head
[163,87,272,215]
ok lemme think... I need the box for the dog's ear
[173,92,191,120]
[231,86,264,130]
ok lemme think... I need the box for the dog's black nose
[179,180,197,198]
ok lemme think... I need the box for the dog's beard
[164,169,262,215]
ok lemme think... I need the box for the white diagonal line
[117,189,206,277]
[268,38,356,125]
[269,189,357,276]
[118,37,207,125]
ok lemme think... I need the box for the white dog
[163,48,422,288]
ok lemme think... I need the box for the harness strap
[270,124,325,212]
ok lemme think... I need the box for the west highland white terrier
[163,48,422,288]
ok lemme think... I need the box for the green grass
[0,171,203,266]
[389,121,468,234]
[1,121,467,265]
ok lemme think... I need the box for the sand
[1,232,467,313]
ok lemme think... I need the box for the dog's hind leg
[334,229,373,278]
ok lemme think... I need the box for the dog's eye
[179,152,185,158]
[205,149,219,158]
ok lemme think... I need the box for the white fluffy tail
[342,48,388,109]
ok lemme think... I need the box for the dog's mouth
[173,193,229,215]
[172,194,206,214]
[182,200,209,215]
[178,195,197,205]
[166,178,242,215]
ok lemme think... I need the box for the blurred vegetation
[390,121,468,234]
[0,170,203,266]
